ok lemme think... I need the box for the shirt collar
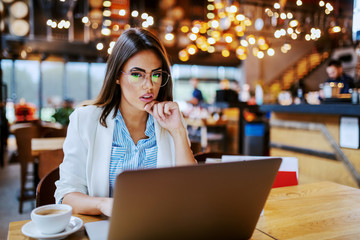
[145,114,155,138]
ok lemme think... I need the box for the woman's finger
[156,102,166,120]
[164,102,171,115]
[144,101,157,115]
[151,103,158,119]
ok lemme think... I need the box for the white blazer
[55,105,182,203]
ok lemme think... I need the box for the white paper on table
[204,158,222,164]
[221,155,298,179]
[340,116,359,149]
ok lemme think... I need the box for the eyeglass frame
[120,69,170,88]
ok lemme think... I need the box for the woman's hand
[63,193,114,217]
[144,101,184,135]
[145,101,197,166]
[97,197,114,217]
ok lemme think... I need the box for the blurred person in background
[325,59,355,94]
[187,78,204,106]
[215,79,239,104]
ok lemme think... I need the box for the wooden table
[8,214,104,240]
[31,137,65,157]
[257,181,360,239]
[7,215,271,240]
[8,181,360,239]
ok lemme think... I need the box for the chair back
[13,124,40,178]
[13,123,41,213]
[38,149,64,179]
[40,124,67,138]
[36,167,59,207]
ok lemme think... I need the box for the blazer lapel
[90,109,115,197]
[154,120,174,167]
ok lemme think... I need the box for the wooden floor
[0,136,35,240]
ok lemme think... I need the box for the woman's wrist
[168,125,187,138]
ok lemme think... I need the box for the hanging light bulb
[257,51,264,59]
[267,48,275,56]
[189,33,197,41]
[222,49,230,57]
[236,14,245,21]
[208,46,215,53]
[207,37,216,45]
[101,28,111,36]
[187,44,198,55]
[141,13,148,19]
[96,43,104,50]
[181,26,189,33]
[179,49,189,61]
[240,39,248,47]
[236,46,247,55]
[289,20,299,28]
[82,17,89,24]
[247,35,256,45]
[165,33,174,41]
[131,11,139,17]
[103,1,111,7]
[119,9,126,16]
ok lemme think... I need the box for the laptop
[85,157,282,240]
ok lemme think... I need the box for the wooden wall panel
[269,112,360,188]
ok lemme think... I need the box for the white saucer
[21,216,83,240]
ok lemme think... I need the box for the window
[41,61,65,121]
[90,63,106,99]
[66,62,89,105]
[15,60,40,114]
[1,60,13,99]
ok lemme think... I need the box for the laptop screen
[104,158,282,240]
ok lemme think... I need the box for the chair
[36,167,59,207]
[13,124,41,213]
[190,141,202,155]
[38,149,64,179]
[40,125,67,138]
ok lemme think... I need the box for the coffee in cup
[31,204,72,235]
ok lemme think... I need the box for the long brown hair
[93,28,173,127]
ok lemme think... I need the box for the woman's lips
[139,94,154,103]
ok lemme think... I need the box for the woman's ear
[116,79,121,85]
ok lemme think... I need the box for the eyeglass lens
[128,71,169,87]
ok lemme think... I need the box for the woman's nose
[142,74,154,88]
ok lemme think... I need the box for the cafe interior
[2,0,360,239]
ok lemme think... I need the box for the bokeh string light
[56,0,346,59]
[174,0,339,62]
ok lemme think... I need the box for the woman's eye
[152,72,161,78]
[130,72,142,78]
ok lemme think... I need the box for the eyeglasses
[121,70,170,87]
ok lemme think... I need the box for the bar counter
[260,103,360,188]
[260,103,360,116]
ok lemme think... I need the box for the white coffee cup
[31,204,72,235]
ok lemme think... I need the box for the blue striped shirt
[109,110,157,196]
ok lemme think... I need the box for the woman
[55,28,196,216]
